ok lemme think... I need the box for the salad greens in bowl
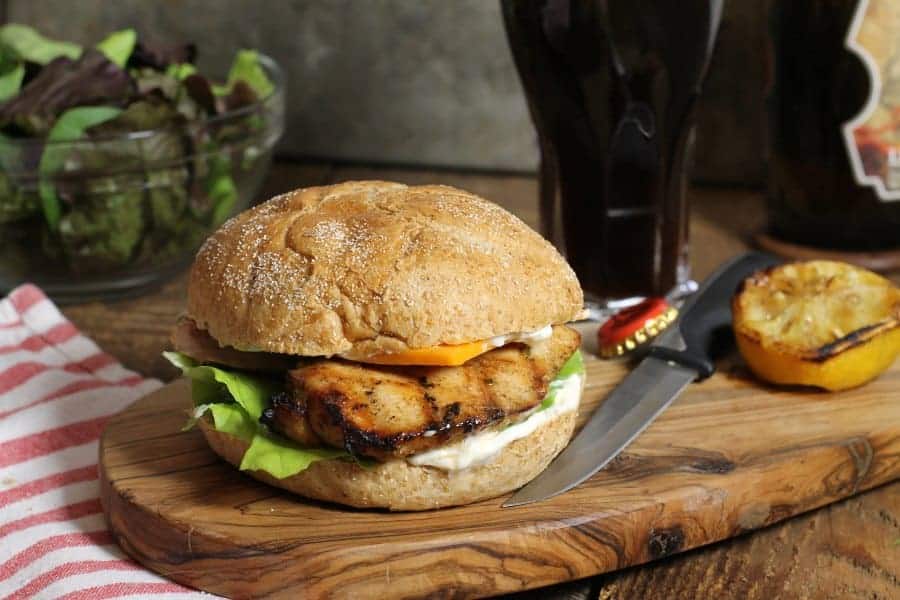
[0,25,285,301]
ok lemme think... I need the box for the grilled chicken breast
[272,325,581,460]
[171,317,297,373]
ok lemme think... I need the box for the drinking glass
[502,0,724,312]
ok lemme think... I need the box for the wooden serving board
[99,353,900,599]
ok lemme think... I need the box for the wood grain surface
[99,349,900,599]
[70,162,900,599]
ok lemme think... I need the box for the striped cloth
[0,285,211,599]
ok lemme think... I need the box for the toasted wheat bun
[186,181,583,358]
[198,408,578,511]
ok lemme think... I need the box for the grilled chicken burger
[165,181,585,510]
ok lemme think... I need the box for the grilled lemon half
[732,260,900,391]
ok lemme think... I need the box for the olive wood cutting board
[99,352,900,599]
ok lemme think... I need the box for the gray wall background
[6,0,766,184]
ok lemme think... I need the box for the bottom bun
[198,409,578,511]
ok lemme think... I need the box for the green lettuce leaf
[147,169,189,230]
[165,62,196,81]
[41,97,123,139]
[206,154,238,225]
[555,349,585,381]
[539,350,584,411]
[0,24,81,64]
[210,403,257,441]
[182,403,257,441]
[162,351,277,418]
[0,62,24,102]
[96,29,136,68]
[56,191,144,269]
[220,49,273,98]
[182,403,211,432]
[240,433,347,478]
[163,351,351,479]
[38,105,122,229]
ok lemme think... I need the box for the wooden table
[64,162,900,600]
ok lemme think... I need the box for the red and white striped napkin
[0,284,211,599]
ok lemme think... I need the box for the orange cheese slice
[359,340,492,367]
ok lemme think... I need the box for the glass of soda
[502,0,724,310]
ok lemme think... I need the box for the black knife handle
[648,251,781,380]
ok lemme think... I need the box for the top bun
[187,181,583,357]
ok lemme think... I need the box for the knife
[503,251,781,507]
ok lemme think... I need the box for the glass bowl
[0,55,285,303]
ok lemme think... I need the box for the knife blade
[503,251,781,507]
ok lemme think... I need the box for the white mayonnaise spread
[486,324,553,350]
[407,371,583,471]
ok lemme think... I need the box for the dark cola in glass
[502,0,723,303]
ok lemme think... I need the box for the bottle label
[843,0,900,202]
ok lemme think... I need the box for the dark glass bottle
[767,0,900,250]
